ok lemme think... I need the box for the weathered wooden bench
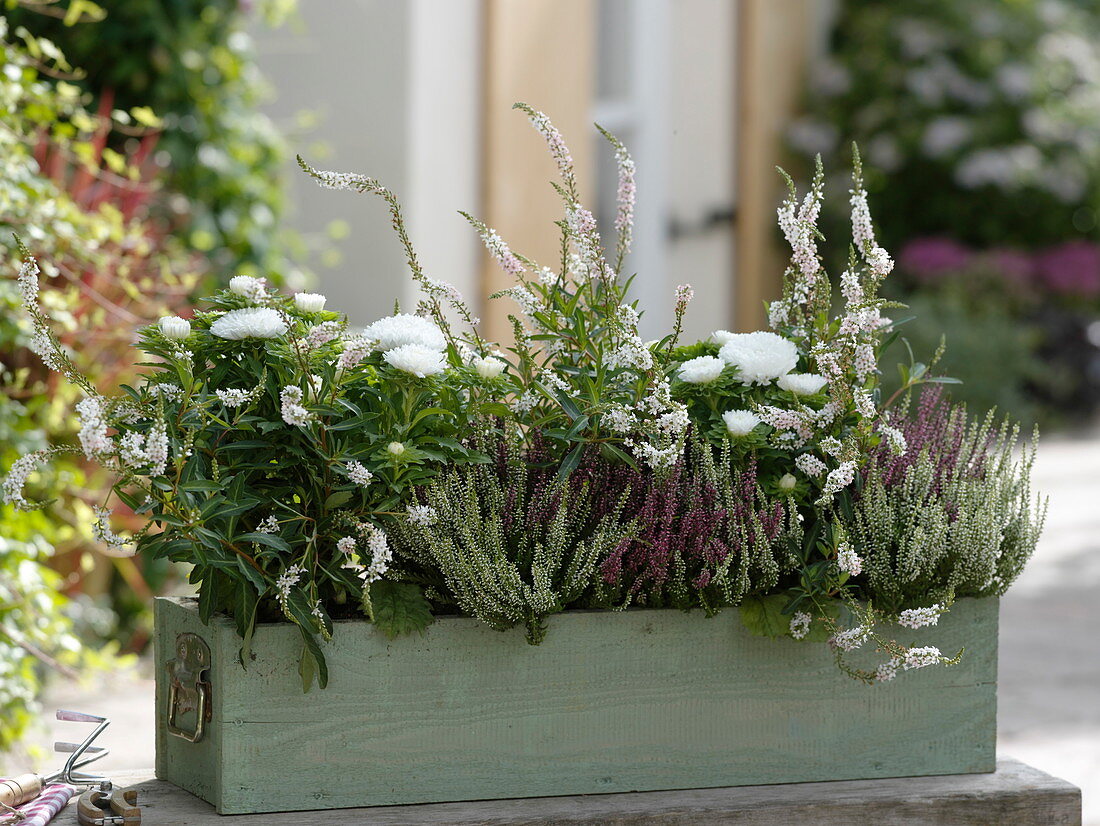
[52,758,1081,825]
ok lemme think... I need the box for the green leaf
[739,594,790,638]
[369,581,434,639]
[556,444,585,481]
[324,490,353,510]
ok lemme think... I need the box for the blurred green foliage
[6,0,305,283]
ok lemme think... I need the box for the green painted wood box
[154,595,998,815]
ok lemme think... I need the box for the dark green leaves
[369,581,434,639]
[739,594,790,638]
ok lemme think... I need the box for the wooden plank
[479,0,595,343]
[155,596,998,813]
[734,0,815,331]
[58,759,1080,824]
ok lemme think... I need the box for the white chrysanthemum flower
[722,409,763,437]
[158,316,191,340]
[677,355,725,384]
[294,292,327,313]
[228,275,268,302]
[710,330,736,346]
[777,372,828,396]
[383,344,447,378]
[363,313,446,352]
[718,331,799,385]
[210,308,287,340]
[346,460,374,487]
[778,473,798,491]
[387,441,406,457]
[473,356,506,379]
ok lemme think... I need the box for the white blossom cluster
[228,275,271,303]
[829,624,870,652]
[76,396,112,458]
[383,344,447,378]
[817,460,859,506]
[902,645,942,670]
[91,506,130,551]
[346,461,374,487]
[722,409,763,437]
[275,563,305,614]
[897,603,946,629]
[256,515,280,534]
[407,504,438,527]
[795,453,828,478]
[836,540,863,576]
[117,420,169,475]
[1,450,49,509]
[280,386,312,426]
[678,355,725,385]
[789,611,812,640]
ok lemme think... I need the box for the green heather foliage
[6,104,1045,689]
[853,391,1045,614]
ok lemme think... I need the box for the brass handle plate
[165,632,211,743]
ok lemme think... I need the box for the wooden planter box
[154,595,998,815]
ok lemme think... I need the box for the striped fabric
[0,782,75,826]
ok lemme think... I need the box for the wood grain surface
[59,759,1080,825]
[154,596,999,814]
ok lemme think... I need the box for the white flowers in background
[363,314,445,352]
[336,536,357,556]
[718,331,799,385]
[819,436,843,457]
[363,526,393,582]
[210,307,287,340]
[294,292,327,313]
[678,356,725,384]
[722,409,762,437]
[76,396,112,458]
[777,372,828,396]
[346,461,374,487]
[897,604,946,630]
[779,473,798,492]
[710,329,736,346]
[790,612,812,640]
[836,540,863,577]
[829,625,870,652]
[902,646,942,670]
[228,275,269,303]
[158,316,191,340]
[2,450,49,509]
[612,142,636,253]
[473,356,507,379]
[407,504,438,527]
[118,432,147,469]
[91,506,130,551]
[275,563,305,613]
[795,453,828,477]
[280,386,312,426]
[256,515,280,534]
[215,388,251,408]
[383,343,447,378]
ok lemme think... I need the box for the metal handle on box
[165,632,212,744]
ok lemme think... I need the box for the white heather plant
[5,104,1045,690]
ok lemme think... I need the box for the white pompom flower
[228,275,269,302]
[678,355,726,384]
[473,356,507,379]
[210,307,287,340]
[722,409,763,437]
[710,329,736,346]
[718,331,799,385]
[777,372,828,396]
[383,344,447,378]
[294,292,327,313]
[364,314,446,352]
[158,316,191,340]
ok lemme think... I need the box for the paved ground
[7,435,1098,822]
